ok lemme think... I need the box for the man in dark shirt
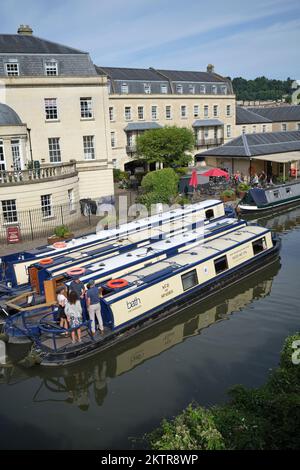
[69,278,88,321]
[86,280,104,335]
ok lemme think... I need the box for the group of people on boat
[57,278,104,344]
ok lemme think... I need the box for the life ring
[107,279,128,289]
[40,258,54,265]
[66,267,86,277]
[53,241,67,249]
[290,168,297,177]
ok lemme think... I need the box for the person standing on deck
[69,277,88,321]
[86,280,104,335]
[65,290,83,344]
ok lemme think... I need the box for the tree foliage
[138,168,179,208]
[147,332,300,450]
[231,76,293,101]
[136,126,194,167]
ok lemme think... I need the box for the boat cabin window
[214,255,228,274]
[181,269,198,291]
[285,187,291,195]
[273,190,280,199]
[252,237,267,255]
[205,209,214,220]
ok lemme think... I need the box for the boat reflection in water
[1,258,280,409]
[246,205,300,233]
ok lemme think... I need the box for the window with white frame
[262,125,267,133]
[45,98,58,120]
[11,139,22,171]
[83,135,95,160]
[109,106,114,121]
[221,86,228,94]
[204,105,209,117]
[204,128,209,139]
[161,84,168,94]
[181,105,187,118]
[80,97,93,119]
[48,138,61,163]
[0,140,6,171]
[124,106,132,120]
[151,105,158,120]
[253,125,256,133]
[144,83,151,94]
[138,106,144,120]
[5,62,19,76]
[200,85,206,94]
[112,159,117,169]
[226,125,231,138]
[189,84,195,94]
[111,132,116,148]
[45,60,58,76]
[193,105,199,117]
[41,194,52,218]
[226,105,231,116]
[68,188,75,212]
[121,82,129,94]
[212,85,217,94]
[2,199,17,223]
[165,105,172,119]
[213,105,218,117]
[176,84,183,94]
[282,123,287,131]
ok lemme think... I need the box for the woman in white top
[57,286,68,332]
[65,291,83,343]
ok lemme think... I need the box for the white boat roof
[64,217,241,284]
[106,225,269,302]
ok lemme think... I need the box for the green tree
[136,126,194,167]
[138,168,179,208]
[232,76,294,101]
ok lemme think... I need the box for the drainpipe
[27,128,33,164]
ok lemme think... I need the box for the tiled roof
[200,131,300,157]
[236,107,272,124]
[249,105,300,122]
[0,34,86,54]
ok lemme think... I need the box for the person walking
[86,280,104,335]
[65,291,83,344]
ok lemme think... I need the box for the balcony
[0,162,78,186]
[126,144,137,154]
[195,138,224,149]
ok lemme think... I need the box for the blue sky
[1,0,300,79]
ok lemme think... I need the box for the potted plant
[47,225,74,244]
[237,182,251,198]
[220,189,236,202]
[101,214,117,230]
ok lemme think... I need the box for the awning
[124,122,162,132]
[193,119,224,128]
[252,151,300,163]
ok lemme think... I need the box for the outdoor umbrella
[202,168,229,180]
[189,169,198,189]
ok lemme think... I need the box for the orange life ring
[66,267,86,276]
[40,258,54,265]
[290,168,297,177]
[107,278,128,289]
[53,241,67,249]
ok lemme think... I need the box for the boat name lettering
[230,248,248,261]
[126,297,141,310]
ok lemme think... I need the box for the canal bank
[0,206,300,449]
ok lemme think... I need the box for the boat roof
[62,217,243,284]
[104,225,269,303]
[24,199,222,258]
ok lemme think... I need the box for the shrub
[138,168,179,209]
[113,169,129,182]
[221,189,236,199]
[237,182,251,192]
[54,225,70,238]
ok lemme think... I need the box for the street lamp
[27,127,33,164]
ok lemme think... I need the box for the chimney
[17,25,33,35]
[207,64,215,73]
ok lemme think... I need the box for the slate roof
[200,131,300,158]
[248,106,300,122]
[193,119,224,127]
[0,34,86,54]
[236,107,272,125]
[157,69,226,83]
[0,103,23,125]
[124,122,162,132]
[96,66,165,81]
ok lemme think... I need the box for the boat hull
[37,235,281,367]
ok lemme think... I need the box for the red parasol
[189,169,198,188]
[202,168,229,180]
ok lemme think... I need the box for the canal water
[0,206,300,449]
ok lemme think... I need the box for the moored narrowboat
[28,225,280,366]
[238,180,300,214]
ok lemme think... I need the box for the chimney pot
[17,25,33,35]
[207,64,215,73]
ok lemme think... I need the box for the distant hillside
[230,76,293,101]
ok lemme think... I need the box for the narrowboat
[3,216,246,341]
[27,224,280,366]
[238,180,300,214]
[0,200,226,293]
